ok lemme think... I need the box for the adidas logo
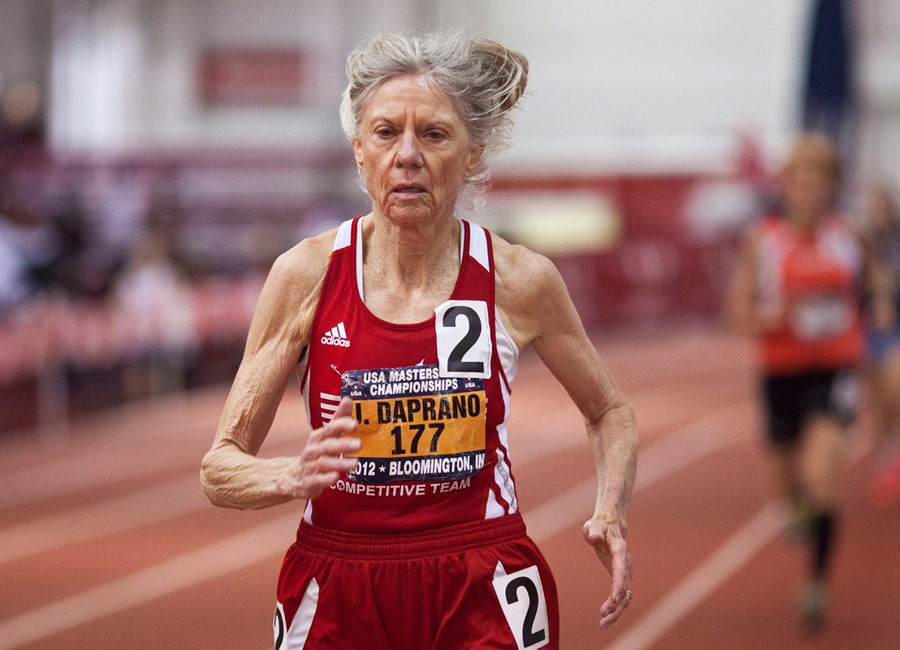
[321,321,351,347]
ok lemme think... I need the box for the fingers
[332,396,354,420]
[309,398,358,447]
[607,536,631,606]
[280,398,363,500]
[305,436,362,459]
[584,517,634,630]
[599,590,630,629]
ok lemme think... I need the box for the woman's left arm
[495,241,638,629]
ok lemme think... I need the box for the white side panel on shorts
[495,307,519,385]
[284,577,320,649]
[332,219,352,251]
[468,222,491,271]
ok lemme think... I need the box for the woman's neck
[363,212,460,290]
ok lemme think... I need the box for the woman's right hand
[275,398,361,499]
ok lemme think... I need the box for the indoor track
[1,325,898,649]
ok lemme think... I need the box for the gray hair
[340,31,529,210]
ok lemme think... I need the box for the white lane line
[0,370,732,509]
[0,407,744,646]
[0,403,744,566]
[526,407,748,542]
[0,513,298,650]
[0,424,305,511]
[606,501,784,650]
[0,476,206,565]
[605,439,872,650]
[0,433,209,510]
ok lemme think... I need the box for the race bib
[790,293,852,341]
[341,364,486,484]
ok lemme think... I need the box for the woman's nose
[395,131,424,168]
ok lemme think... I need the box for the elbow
[589,395,638,442]
[199,450,228,508]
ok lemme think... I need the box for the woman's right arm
[200,234,360,509]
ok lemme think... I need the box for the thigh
[432,535,560,650]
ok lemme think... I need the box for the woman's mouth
[393,185,426,194]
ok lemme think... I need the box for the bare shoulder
[492,232,568,347]
[248,226,340,349]
[272,227,338,289]
[493,234,559,303]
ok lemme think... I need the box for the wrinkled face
[352,74,482,226]
[781,162,834,224]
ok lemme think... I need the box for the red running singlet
[755,214,864,373]
[298,217,521,533]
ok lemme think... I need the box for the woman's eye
[426,131,445,141]
[376,128,394,138]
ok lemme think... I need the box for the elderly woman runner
[201,32,637,649]
[726,133,892,632]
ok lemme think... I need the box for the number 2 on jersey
[434,300,492,379]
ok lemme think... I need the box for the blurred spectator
[114,225,195,400]
[0,203,39,312]
[859,185,900,506]
[26,188,99,297]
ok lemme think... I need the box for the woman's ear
[352,138,364,169]
[465,145,484,178]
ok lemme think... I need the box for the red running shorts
[273,513,559,649]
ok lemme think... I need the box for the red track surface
[2,326,898,649]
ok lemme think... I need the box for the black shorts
[761,367,859,446]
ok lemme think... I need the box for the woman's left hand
[583,515,633,629]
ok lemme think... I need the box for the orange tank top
[755,214,863,373]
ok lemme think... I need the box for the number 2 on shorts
[492,564,550,650]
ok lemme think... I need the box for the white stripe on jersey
[355,218,365,300]
[467,221,490,271]
[332,219,352,251]
[485,487,505,519]
[320,392,341,422]
[496,378,519,512]
[494,307,519,386]
[494,447,518,514]
[297,351,312,430]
